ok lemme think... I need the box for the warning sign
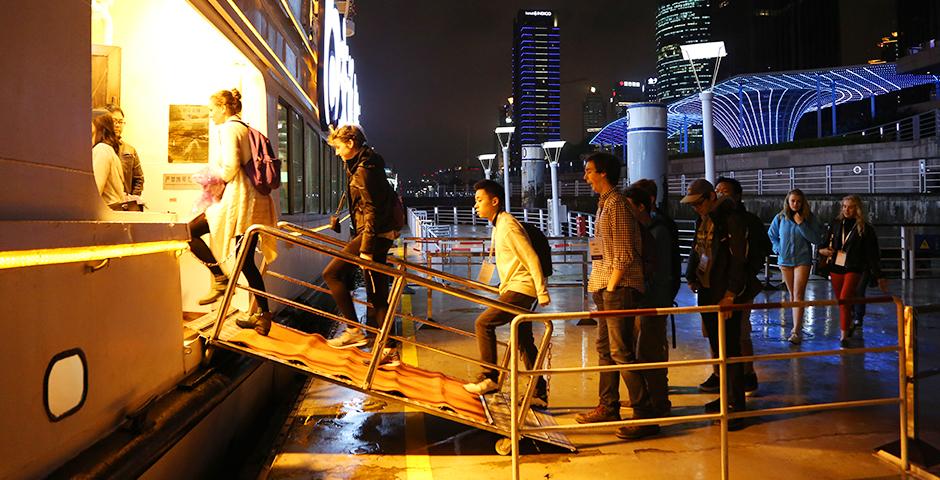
[915,234,940,252]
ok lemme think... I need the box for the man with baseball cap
[682,179,760,428]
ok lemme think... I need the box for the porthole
[43,349,88,422]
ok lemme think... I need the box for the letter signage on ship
[321,0,361,129]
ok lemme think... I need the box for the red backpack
[233,120,281,195]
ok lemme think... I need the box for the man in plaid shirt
[575,152,660,440]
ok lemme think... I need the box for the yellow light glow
[0,240,190,270]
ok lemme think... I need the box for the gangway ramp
[202,223,575,453]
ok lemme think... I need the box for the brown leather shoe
[236,312,272,336]
[575,404,620,424]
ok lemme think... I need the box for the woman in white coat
[188,89,278,334]
[91,114,126,207]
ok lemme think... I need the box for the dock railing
[506,296,909,480]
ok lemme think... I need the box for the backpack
[742,210,772,275]
[389,188,405,231]
[233,120,281,195]
[650,211,682,300]
[519,221,554,277]
[638,222,658,284]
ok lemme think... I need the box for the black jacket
[345,147,397,253]
[686,197,761,302]
[823,218,883,278]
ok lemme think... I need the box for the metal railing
[411,206,940,280]
[842,109,940,144]
[669,156,940,196]
[506,296,909,480]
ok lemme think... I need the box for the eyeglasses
[113,119,126,126]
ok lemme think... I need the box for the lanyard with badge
[589,202,605,260]
[478,213,498,284]
[835,220,855,267]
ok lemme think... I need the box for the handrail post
[897,301,910,473]
[362,272,408,390]
[717,307,730,480]
[211,228,259,342]
[510,315,522,480]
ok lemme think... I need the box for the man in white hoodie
[463,180,551,407]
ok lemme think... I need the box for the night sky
[350,1,896,180]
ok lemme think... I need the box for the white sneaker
[463,378,499,395]
[376,347,401,367]
[327,328,368,349]
[788,332,802,345]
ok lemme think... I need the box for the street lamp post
[477,153,496,180]
[495,126,515,212]
[542,140,566,236]
[680,41,727,184]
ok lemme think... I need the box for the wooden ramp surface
[206,321,575,451]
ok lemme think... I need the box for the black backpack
[650,211,682,299]
[742,210,772,275]
[520,222,554,277]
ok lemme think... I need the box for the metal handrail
[212,223,538,390]
[506,295,908,480]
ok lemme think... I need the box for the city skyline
[352,0,898,179]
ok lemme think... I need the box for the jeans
[323,233,395,340]
[699,287,745,410]
[592,287,661,413]
[474,291,546,396]
[188,213,268,312]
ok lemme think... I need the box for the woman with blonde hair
[91,114,127,207]
[768,189,824,344]
[818,195,888,347]
[187,88,278,334]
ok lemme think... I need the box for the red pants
[830,272,862,332]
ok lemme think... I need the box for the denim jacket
[767,212,825,267]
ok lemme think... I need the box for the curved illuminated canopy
[591,63,938,148]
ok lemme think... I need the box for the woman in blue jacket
[768,189,824,344]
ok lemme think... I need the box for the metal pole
[510,315,521,479]
[550,161,561,236]
[898,302,910,472]
[831,78,838,136]
[502,145,511,213]
[816,75,822,138]
[701,90,716,183]
[718,307,729,480]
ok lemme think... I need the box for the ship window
[44,349,88,422]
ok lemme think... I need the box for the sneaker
[378,347,400,367]
[704,398,723,413]
[463,378,499,395]
[327,328,368,349]
[528,393,549,410]
[575,404,621,424]
[236,311,272,336]
[788,332,802,345]
[699,373,720,393]
[743,373,759,397]
[615,424,661,440]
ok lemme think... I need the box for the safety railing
[505,296,908,480]
[669,156,940,196]
[209,223,550,397]
[842,108,939,144]
[400,235,592,314]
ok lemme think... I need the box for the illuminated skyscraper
[511,9,561,163]
[655,0,712,104]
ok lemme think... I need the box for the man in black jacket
[683,179,761,425]
[324,125,401,365]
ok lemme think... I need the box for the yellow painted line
[401,290,433,479]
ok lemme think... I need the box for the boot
[198,273,229,305]
[236,311,272,336]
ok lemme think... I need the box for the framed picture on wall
[168,105,209,163]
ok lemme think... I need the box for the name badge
[478,259,496,284]
[589,237,604,260]
[835,250,847,267]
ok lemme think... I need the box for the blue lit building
[591,63,940,149]
[511,9,561,163]
[656,0,712,104]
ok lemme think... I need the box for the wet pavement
[263,227,940,480]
